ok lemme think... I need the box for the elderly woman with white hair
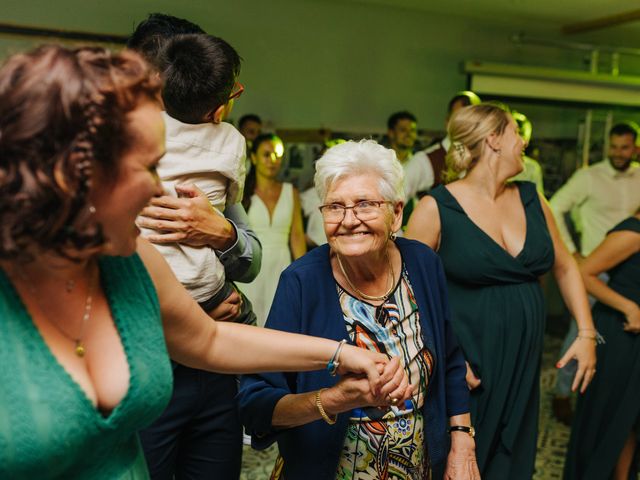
[238,140,478,480]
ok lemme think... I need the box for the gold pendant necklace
[15,262,95,358]
[72,291,93,357]
[336,251,395,302]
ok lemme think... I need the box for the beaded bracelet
[327,339,347,376]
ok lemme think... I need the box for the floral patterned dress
[335,265,434,480]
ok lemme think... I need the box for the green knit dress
[564,217,640,480]
[430,181,555,479]
[0,254,173,479]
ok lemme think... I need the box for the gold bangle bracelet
[315,388,336,425]
[577,335,597,341]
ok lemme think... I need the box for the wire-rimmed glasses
[318,200,393,224]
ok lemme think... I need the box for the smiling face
[608,133,636,171]
[90,100,165,256]
[251,139,283,180]
[388,118,417,152]
[323,173,402,259]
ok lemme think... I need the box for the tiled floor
[240,334,637,479]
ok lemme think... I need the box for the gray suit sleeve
[216,203,262,283]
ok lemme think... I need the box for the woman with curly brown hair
[0,45,408,479]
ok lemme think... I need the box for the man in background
[386,111,433,226]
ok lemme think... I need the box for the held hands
[336,346,412,407]
[324,357,413,414]
[137,183,236,249]
[556,333,597,394]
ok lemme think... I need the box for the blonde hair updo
[444,103,511,183]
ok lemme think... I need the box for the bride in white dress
[241,134,306,326]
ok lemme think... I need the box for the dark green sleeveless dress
[430,181,555,479]
[564,217,640,480]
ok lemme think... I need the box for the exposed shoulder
[416,194,440,213]
[405,195,441,250]
[136,237,174,290]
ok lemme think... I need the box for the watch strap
[447,425,475,437]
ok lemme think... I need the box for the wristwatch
[447,425,475,438]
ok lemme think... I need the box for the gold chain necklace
[15,262,96,358]
[336,252,395,302]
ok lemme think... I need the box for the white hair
[314,139,405,203]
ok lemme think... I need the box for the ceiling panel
[341,0,639,24]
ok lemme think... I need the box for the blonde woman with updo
[406,103,597,479]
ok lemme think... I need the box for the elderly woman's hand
[556,335,597,394]
[445,433,480,480]
[377,356,414,403]
[323,361,413,414]
[337,348,411,402]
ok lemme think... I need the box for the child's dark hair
[159,33,241,124]
[127,13,205,68]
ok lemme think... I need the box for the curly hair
[0,45,161,261]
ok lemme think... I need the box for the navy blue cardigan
[238,238,469,479]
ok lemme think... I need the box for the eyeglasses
[228,81,244,101]
[318,200,393,224]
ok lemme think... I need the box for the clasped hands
[324,355,414,414]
